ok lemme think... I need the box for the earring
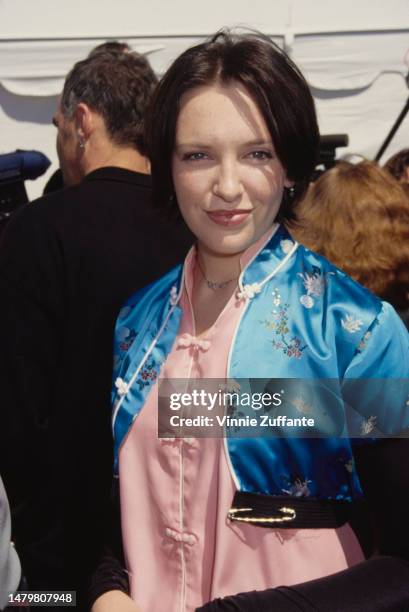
[168,193,176,205]
[288,186,295,199]
[78,137,86,150]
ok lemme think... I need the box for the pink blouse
[119,228,364,612]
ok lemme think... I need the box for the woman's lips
[206,210,251,227]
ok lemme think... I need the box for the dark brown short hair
[145,30,320,222]
[293,160,409,310]
[61,51,157,154]
[87,40,132,58]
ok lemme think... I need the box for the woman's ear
[284,176,295,189]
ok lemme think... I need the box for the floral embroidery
[264,295,307,359]
[299,266,326,297]
[281,475,312,497]
[300,295,314,309]
[292,396,313,415]
[361,415,377,435]
[357,331,371,352]
[137,357,159,391]
[118,327,138,351]
[298,265,333,308]
[280,239,294,254]
[220,379,241,394]
[272,287,281,307]
[342,315,363,334]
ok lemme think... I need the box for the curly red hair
[292,160,409,310]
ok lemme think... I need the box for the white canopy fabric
[1,0,408,199]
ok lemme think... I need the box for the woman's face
[172,82,293,257]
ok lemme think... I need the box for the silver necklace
[197,258,239,290]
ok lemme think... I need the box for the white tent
[1,0,408,199]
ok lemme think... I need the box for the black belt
[228,491,351,529]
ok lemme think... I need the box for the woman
[292,160,409,328]
[92,31,409,612]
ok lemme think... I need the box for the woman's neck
[191,245,242,337]
[196,244,242,286]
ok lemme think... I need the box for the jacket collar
[239,224,298,292]
[84,166,152,188]
[170,224,298,307]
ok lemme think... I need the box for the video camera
[0,150,51,226]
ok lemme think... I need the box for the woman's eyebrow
[243,139,273,146]
[174,142,213,150]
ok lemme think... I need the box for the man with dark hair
[0,51,191,608]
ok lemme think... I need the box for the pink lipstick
[207,210,251,227]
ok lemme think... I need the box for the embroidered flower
[115,377,129,397]
[300,294,314,309]
[118,328,137,351]
[264,302,307,359]
[272,287,281,307]
[137,357,159,391]
[292,396,313,415]
[221,379,241,394]
[280,239,294,254]
[169,285,179,306]
[282,477,312,497]
[361,415,377,436]
[342,315,363,334]
[237,283,262,301]
[357,331,371,352]
[298,267,326,297]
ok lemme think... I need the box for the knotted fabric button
[236,282,262,301]
[169,285,179,306]
[176,333,211,352]
[165,527,197,545]
[115,377,129,396]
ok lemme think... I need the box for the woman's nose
[212,161,243,203]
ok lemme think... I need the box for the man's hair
[145,29,320,222]
[61,51,157,154]
[293,160,409,310]
[88,40,131,58]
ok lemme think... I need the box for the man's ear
[74,103,93,144]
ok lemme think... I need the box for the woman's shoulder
[120,263,183,312]
[293,240,382,314]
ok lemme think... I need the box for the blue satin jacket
[111,225,409,502]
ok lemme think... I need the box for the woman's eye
[182,152,208,161]
[247,150,273,160]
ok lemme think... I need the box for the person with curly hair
[384,148,409,184]
[292,160,409,327]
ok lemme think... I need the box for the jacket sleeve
[196,438,409,611]
[85,479,129,608]
[196,304,409,612]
